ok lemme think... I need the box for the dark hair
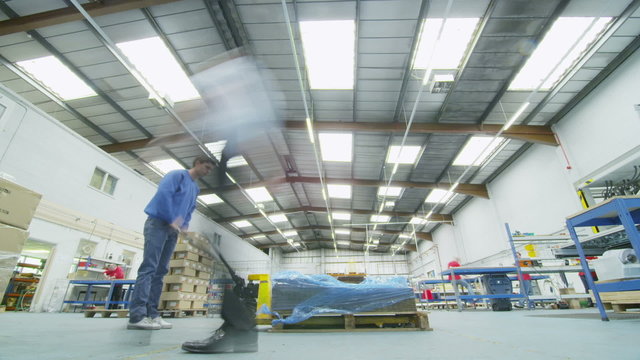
[192,155,216,168]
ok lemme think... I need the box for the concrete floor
[0,309,637,360]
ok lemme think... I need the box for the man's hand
[170,217,184,232]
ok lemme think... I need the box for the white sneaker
[151,316,173,329]
[127,317,161,330]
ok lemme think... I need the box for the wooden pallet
[597,290,640,313]
[83,309,129,318]
[270,311,432,332]
[157,308,207,318]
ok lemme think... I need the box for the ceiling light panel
[198,194,224,205]
[410,217,427,225]
[453,136,504,166]
[299,20,355,90]
[332,212,351,220]
[386,146,422,164]
[413,18,479,69]
[283,230,298,237]
[17,56,97,100]
[425,189,453,203]
[378,186,403,197]
[246,187,273,203]
[327,184,352,199]
[319,133,353,162]
[370,215,391,222]
[117,37,200,102]
[232,220,252,228]
[335,229,351,235]
[149,159,184,174]
[268,213,288,223]
[509,17,611,90]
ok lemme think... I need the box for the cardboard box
[173,251,199,262]
[162,300,192,309]
[170,267,196,277]
[0,179,42,230]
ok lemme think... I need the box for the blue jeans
[129,217,178,323]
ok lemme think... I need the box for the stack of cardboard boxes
[0,178,42,306]
[159,232,214,312]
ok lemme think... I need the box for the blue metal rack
[565,196,640,321]
[62,280,136,310]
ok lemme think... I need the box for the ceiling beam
[203,176,488,199]
[217,206,453,223]
[239,225,432,241]
[258,238,416,252]
[0,0,184,36]
[98,122,558,154]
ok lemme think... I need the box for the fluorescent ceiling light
[386,146,422,164]
[509,17,611,90]
[370,215,391,223]
[17,56,97,100]
[283,230,298,237]
[198,194,224,205]
[149,159,184,174]
[413,18,479,69]
[246,187,273,203]
[378,186,403,197]
[332,212,351,220]
[232,220,252,228]
[319,133,352,162]
[327,184,352,199]
[410,217,427,225]
[433,73,455,82]
[425,189,453,203]
[337,240,350,246]
[117,37,199,102]
[335,229,350,235]
[453,136,504,166]
[268,213,288,223]
[227,155,248,168]
[299,20,355,89]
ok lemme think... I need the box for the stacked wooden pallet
[597,290,640,313]
[159,233,214,315]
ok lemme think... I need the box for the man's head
[190,156,215,179]
[106,263,117,270]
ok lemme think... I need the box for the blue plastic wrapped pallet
[268,271,416,325]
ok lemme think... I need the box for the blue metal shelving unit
[565,196,640,321]
[62,280,136,310]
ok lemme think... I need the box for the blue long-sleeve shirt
[144,170,200,229]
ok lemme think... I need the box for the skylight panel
[17,56,97,100]
[398,234,414,239]
[413,18,479,69]
[149,159,184,174]
[198,194,224,205]
[299,20,355,89]
[268,213,288,223]
[453,136,504,166]
[117,37,200,102]
[410,217,427,225]
[246,187,273,203]
[204,140,226,161]
[327,184,352,199]
[371,215,391,223]
[228,156,248,168]
[232,220,252,228]
[385,201,395,207]
[425,189,453,203]
[386,146,422,164]
[332,212,351,220]
[337,240,350,246]
[319,133,352,162]
[378,186,403,197]
[283,230,298,237]
[335,229,350,235]
[509,17,611,90]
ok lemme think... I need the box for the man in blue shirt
[128,156,214,330]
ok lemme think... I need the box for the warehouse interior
[0,0,639,358]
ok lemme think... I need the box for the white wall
[408,44,640,282]
[278,248,409,277]
[0,84,269,311]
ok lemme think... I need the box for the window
[89,167,118,195]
